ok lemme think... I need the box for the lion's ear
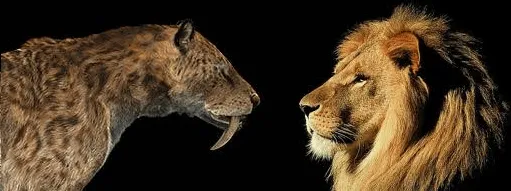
[385,32,421,75]
[174,19,195,53]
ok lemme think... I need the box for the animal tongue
[210,116,240,150]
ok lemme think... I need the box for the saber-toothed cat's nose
[250,92,260,107]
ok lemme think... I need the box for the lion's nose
[299,104,319,116]
[250,92,260,107]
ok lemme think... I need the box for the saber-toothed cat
[0,20,260,190]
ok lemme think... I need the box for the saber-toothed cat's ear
[175,19,195,53]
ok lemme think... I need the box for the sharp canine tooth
[210,116,240,150]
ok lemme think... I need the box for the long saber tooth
[210,116,240,150]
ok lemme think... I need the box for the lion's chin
[308,133,338,160]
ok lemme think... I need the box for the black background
[2,1,509,190]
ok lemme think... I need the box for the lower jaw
[309,133,338,160]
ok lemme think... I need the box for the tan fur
[300,5,507,191]
[1,21,259,190]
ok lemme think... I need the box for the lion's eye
[353,73,368,83]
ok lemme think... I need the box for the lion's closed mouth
[310,124,356,144]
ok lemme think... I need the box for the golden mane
[331,5,507,190]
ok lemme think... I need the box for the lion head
[299,5,507,190]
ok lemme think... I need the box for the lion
[299,5,508,191]
[0,20,260,190]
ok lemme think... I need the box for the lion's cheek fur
[308,133,338,160]
[306,117,338,160]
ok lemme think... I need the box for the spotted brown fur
[1,21,259,190]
